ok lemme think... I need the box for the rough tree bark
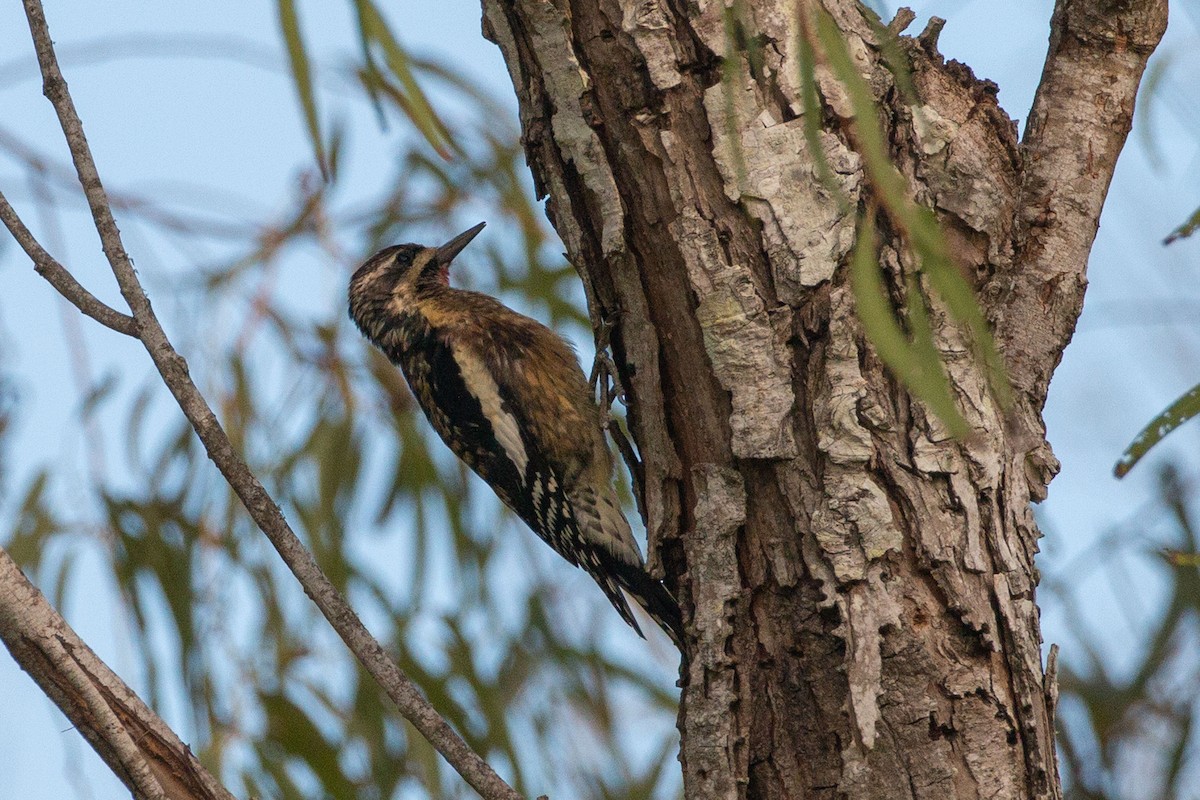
[0,547,235,800]
[481,0,1166,798]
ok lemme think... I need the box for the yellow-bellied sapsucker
[348,222,683,647]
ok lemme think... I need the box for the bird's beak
[435,222,486,265]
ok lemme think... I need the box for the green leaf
[262,691,359,799]
[795,25,848,209]
[1115,382,1200,477]
[850,214,968,436]
[718,2,752,191]
[904,275,966,434]
[815,9,904,199]
[349,0,387,124]
[1165,204,1200,245]
[356,0,454,159]
[909,207,1013,409]
[862,9,918,107]
[1136,51,1173,170]
[79,370,119,419]
[815,7,1011,418]
[5,471,56,569]
[276,0,329,179]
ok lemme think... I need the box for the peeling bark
[481,0,1166,797]
[0,547,235,800]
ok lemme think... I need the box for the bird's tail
[591,554,684,649]
[574,490,685,649]
[622,564,685,649]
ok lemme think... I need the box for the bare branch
[56,640,168,800]
[1000,0,1168,401]
[0,546,236,800]
[0,190,137,336]
[12,2,523,798]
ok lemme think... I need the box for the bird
[348,222,683,647]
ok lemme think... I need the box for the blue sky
[2,1,1199,797]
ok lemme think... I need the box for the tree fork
[482,0,1166,798]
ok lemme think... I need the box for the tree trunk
[481,0,1165,797]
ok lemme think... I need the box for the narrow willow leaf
[729,0,768,77]
[850,215,968,436]
[445,622,526,791]
[815,9,904,199]
[795,18,847,209]
[261,692,357,799]
[357,0,455,159]
[276,0,329,179]
[1136,52,1172,170]
[909,208,1013,408]
[50,548,77,616]
[79,370,118,419]
[720,3,750,191]
[1163,549,1200,567]
[863,9,918,106]
[106,495,199,658]
[904,275,968,436]
[6,471,54,568]
[1163,712,1193,793]
[1165,205,1200,245]
[1115,382,1200,477]
[350,0,387,124]
[850,218,921,378]
[817,7,1011,413]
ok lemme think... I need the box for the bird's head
[348,222,485,329]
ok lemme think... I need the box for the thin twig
[14,2,523,799]
[0,190,137,336]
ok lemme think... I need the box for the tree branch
[0,546,236,800]
[10,2,522,798]
[0,190,137,336]
[1000,0,1167,403]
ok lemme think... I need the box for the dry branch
[0,546,235,800]
[0,191,137,336]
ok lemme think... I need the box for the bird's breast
[383,313,516,484]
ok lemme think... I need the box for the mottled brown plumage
[348,223,683,646]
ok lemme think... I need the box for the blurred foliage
[0,8,679,800]
[277,0,329,179]
[0,364,13,490]
[1164,206,1200,246]
[1047,465,1200,800]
